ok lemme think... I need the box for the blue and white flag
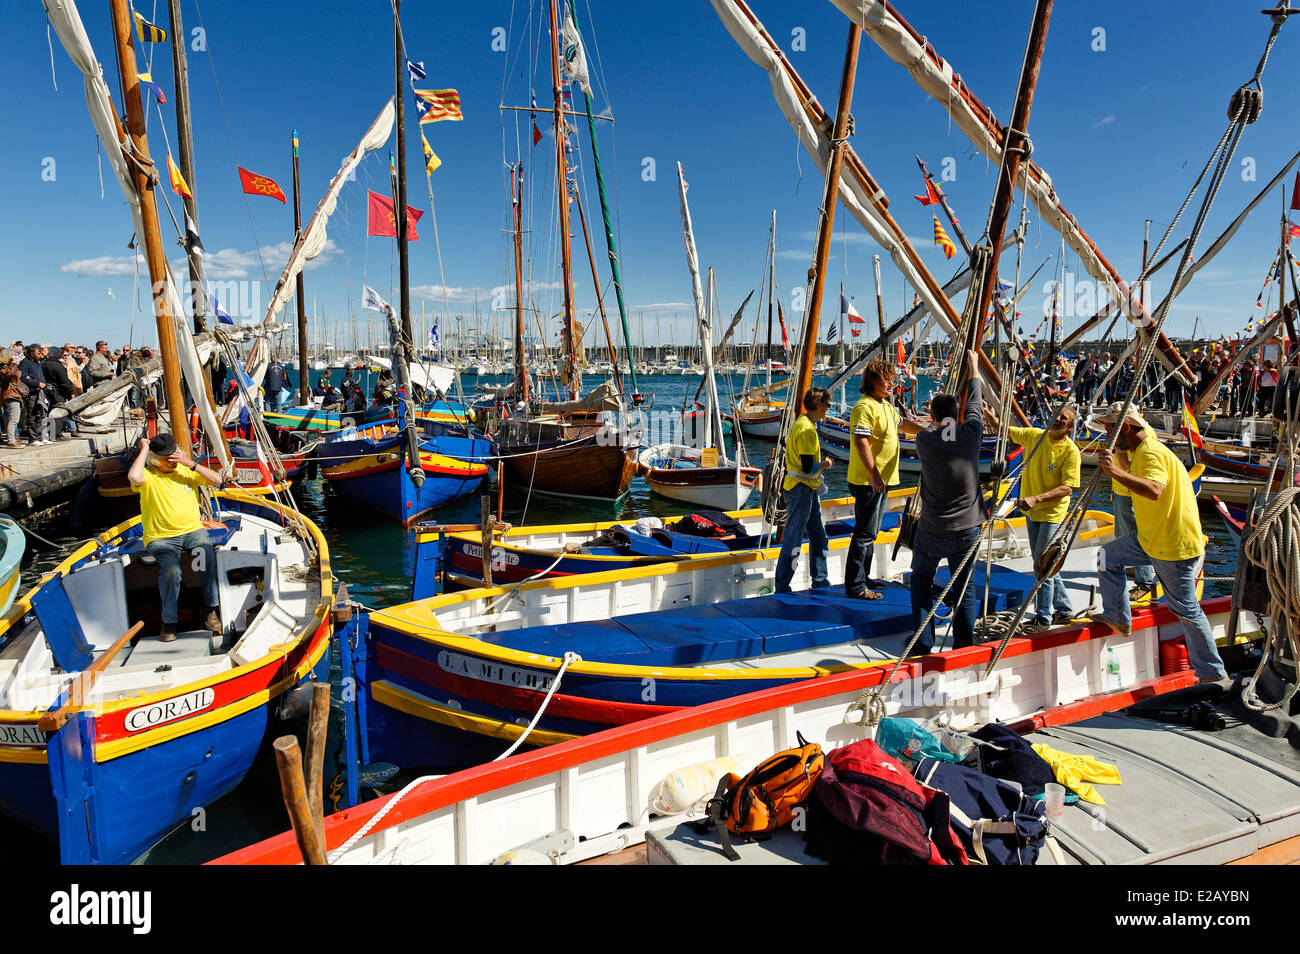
[406,59,426,83]
[363,285,391,314]
[429,322,439,352]
[996,278,1015,309]
[826,323,838,342]
[210,294,234,325]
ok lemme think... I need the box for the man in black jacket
[42,346,77,441]
[19,345,49,444]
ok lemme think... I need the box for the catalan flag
[1181,399,1203,449]
[167,152,192,199]
[414,89,463,123]
[933,215,955,259]
[421,133,441,176]
[133,11,167,43]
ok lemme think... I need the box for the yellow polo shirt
[133,464,205,546]
[1009,426,1080,523]
[848,395,901,488]
[1128,434,1204,561]
[1110,428,1154,498]
[783,415,821,491]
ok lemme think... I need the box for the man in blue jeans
[775,387,834,594]
[911,350,984,652]
[1093,403,1227,683]
[128,433,224,641]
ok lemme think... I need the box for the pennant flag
[429,322,440,351]
[362,286,391,314]
[826,323,838,342]
[777,300,790,354]
[367,190,424,241]
[167,152,192,199]
[933,216,955,259]
[531,91,543,146]
[209,294,234,325]
[406,59,426,84]
[414,89,463,123]
[185,213,203,256]
[914,177,940,206]
[133,11,167,43]
[237,167,286,203]
[136,72,166,105]
[1181,399,1203,448]
[842,294,865,323]
[896,339,906,366]
[421,133,441,176]
[1292,171,1300,211]
[561,2,595,97]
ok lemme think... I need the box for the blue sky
[7,0,1300,353]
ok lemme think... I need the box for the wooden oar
[38,621,145,732]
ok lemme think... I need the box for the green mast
[570,2,640,402]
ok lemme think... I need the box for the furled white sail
[825,0,1192,382]
[44,0,229,467]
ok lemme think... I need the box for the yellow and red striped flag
[414,89,463,124]
[167,151,192,199]
[933,215,955,259]
[1181,399,1203,448]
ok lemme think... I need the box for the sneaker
[1129,583,1156,601]
[202,608,222,632]
[1052,611,1075,626]
[1091,613,1132,637]
[1019,618,1049,634]
[159,623,178,643]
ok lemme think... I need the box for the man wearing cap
[128,433,223,641]
[1094,402,1227,683]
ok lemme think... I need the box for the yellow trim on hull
[371,679,579,746]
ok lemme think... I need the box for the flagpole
[291,130,310,405]
[166,0,208,334]
[394,0,413,363]
[549,0,580,400]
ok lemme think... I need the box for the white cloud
[60,253,144,277]
[1092,115,1116,128]
[60,239,338,280]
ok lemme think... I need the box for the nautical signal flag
[1289,224,1300,243]
[167,152,191,199]
[421,133,441,176]
[1181,399,1203,448]
[933,216,955,259]
[133,11,167,43]
[842,294,865,323]
[406,59,426,84]
[414,89,463,123]
[367,190,424,241]
[237,167,286,203]
[827,323,838,342]
[914,177,940,206]
[1292,171,1300,210]
[136,73,166,105]
[531,92,543,146]
[777,300,791,353]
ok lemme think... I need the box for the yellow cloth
[1127,433,1204,561]
[133,464,204,546]
[1031,742,1122,806]
[1009,426,1080,523]
[783,415,821,491]
[847,396,901,487]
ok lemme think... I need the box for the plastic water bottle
[1102,646,1122,691]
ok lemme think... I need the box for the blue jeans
[911,526,981,651]
[147,528,219,625]
[1112,495,1156,586]
[775,482,829,593]
[1026,518,1074,622]
[844,483,887,594]
[1100,531,1227,680]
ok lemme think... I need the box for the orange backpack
[706,732,825,860]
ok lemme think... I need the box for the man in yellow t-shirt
[1109,442,1157,599]
[844,359,905,599]
[1008,405,1081,629]
[129,433,224,642]
[776,387,834,594]
[1093,403,1226,683]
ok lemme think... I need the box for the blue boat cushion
[648,529,730,554]
[608,526,681,557]
[30,575,94,672]
[487,566,1037,666]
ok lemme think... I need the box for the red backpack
[804,739,968,866]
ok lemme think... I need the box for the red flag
[776,301,790,353]
[237,166,286,203]
[532,122,543,146]
[1288,224,1300,243]
[1292,171,1300,211]
[367,190,424,241]
[896,339,905,366]
[914,178,940,205]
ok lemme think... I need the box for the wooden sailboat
[491,0,637,503]
[640,166,761,510]
[3,0,335,864]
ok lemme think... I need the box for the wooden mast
[792,22,861,410]
[967,0,1053,357]
[165,0,207,334]
[292,130,310,405]
[575,190,623,396]
[549,0,579,400]
[512,163,528,403]
[108,0,189,451]
[872,254,886,343]
[394,0,413,363]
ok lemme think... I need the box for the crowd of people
[773,352,1227,686]
[1065,347,1275,416]
[0,340,153,447]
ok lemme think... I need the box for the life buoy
[189,406,201,448]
